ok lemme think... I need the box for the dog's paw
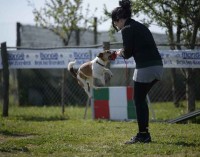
[110,73,113,77]
[109,72,113,78]
[109,71,113,76]
[88,95,93,99]
[105,73,112,83]
[86,93,93,99]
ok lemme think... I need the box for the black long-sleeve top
[121,18,163,69]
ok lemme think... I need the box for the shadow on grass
[0,129,37,137]
[174,141,199,147]
[0,146,29,153]
[155,141,199,147]
[15,115,69,122]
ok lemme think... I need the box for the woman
[111,0,163,144]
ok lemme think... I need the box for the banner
[160,50,200,68]
[4,48,102,69]
[110,50,200,68]
[0,49,200,69]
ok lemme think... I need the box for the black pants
[134,79,158,133]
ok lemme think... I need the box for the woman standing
[111,0,163,144]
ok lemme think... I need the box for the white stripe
[109,87,128,120]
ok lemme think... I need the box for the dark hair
[111,0,132,31]
[112,0,132,21]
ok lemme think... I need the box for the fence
[1,42,200,117]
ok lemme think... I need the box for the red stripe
[127,86,134,100]
[94,100,110,119]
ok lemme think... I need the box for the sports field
[0,102,200,157]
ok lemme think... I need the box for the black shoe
[125,133,152,144]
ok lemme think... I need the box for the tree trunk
[167,26,180,107]
[1,42,9,117]
[171,69,180,107]
[185,69,195,113]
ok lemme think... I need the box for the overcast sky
[0,0,165,46]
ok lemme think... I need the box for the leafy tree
[131,0,200,112]
[104,0,200,112]
[27,0,102,112]
[175,0,200,113]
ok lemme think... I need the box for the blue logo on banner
[40,52,58,60]
[73,52,90,59]
[182,52,200,59]
[9,53,24,60]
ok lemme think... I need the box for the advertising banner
[5,48,102,69]
[110,50,200,68]
[0,49,200,69]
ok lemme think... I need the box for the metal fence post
[103,42,111,86]
[103,42,110,50]
[94,17,97,45]
[1,42,9,117]
[61,69,66,115]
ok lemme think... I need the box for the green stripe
[127,100,136,119]
[93,87,109,100]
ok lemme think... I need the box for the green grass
[0,102,200,157]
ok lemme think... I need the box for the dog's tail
[68,60,77,78]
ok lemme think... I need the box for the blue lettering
[176,60,185,64]
[186,60,192,64]
[163,59,172,64]
[193,60,200,65]
[182,52,200,59]
[40,52,58,60]
[73,52,90,59]
[9,53,24,60]
[9,60,31,65]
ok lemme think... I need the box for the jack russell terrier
[68,50,117,98]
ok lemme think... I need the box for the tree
[28,0,97,46]
[131,0,200,112]
[176,0,200,113]
[28,0,100,113]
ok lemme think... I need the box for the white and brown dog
[68,50,116,98]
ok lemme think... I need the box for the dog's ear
[97,52,103,58]
[105,50,111,54]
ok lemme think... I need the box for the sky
[0,0,165,46]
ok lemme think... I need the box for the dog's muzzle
[108,51,117,61]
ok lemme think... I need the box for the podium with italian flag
[91,86,137,121]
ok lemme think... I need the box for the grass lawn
[0,102,200,157]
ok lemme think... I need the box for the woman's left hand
[116,49,122,57]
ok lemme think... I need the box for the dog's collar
[96,61,105,67]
